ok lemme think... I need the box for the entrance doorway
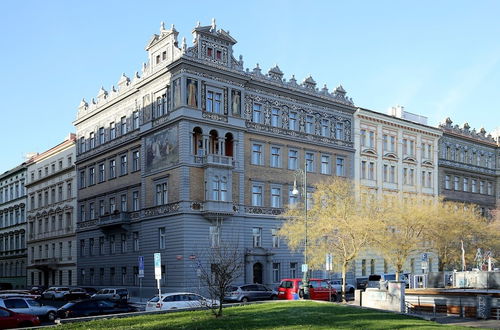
[253,262,263,284]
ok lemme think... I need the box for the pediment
[362,148,377,156]
[403,156,417,163]
[383,152,398,160]
[422,160,433,166]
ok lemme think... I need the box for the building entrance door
[253,262,263,284]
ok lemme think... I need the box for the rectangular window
[251,144,263,165]
[288,187,298,206]
[89,167,95,185]
[288,150,298,170]
[305,115,314,134]
[79,171,86,188]
[99,237,104,255]
[336,157,345,176]
[289,112,297,130]
[271,187,281,208]
[480,181,485,194]
[427,171,432,188]
[89,238,94,256]
[463,178,468,192]
[109,159,116,179]
[383,164,388,182]
[89,202,95,219]
[361,161,367,179]
[421,171,426,187]
[445,175,450,189]
[99,127,105,144]
[306,152,314,172]
[98,164,105,182]
[89,132,95,149]
[99,200,105,216]
[454,176,460,190]
[383,134,388,151]
[403,139,408,155]
[156,183,168,205]
[390,136,395,152]
[121,233,127,253]
[159,227,166,249]
[320,155,330,174]
[368,162,375,180]
[133,232,139,251]
[360,129,366,147]
[290,262,297,278]
[209,226,220,248]
[409,168,414,185]
[252,104,262,123]
[368,131,375,148]
[110,235,116,254]
[335,122,344,140]
[120,116,127,135]
[206,91,222,113]
[370,259,375,275]
[321,119,329,137]
[110,267,115,283]
[120,155,127,175]
[110,122,116,139]
[252,185,263,206]
[133,111,139,129]
[361,259,366,276]
[252,227,262,247]
[132,191,139,211]
[79,204,86,221]
[120,194,127,212]
[272,263,281,283]
[409,140,415,156]
[132,151,140,171]
[79,239,85,257]
[472,179,477,193]
[271,108,280,127]
[271,228,280,248]
[109,197,116,213]
[487,182,493,195]
[270,147,281,168]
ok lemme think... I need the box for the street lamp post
[292,157,309,299]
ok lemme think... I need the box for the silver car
[224,284,277,303]
[0,297,57,321]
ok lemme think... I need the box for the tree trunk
[341,261,348,303]
[395,264,403,281]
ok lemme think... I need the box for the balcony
[194,154,233,168]
[97,212,131,230]
[32,257,59,270]
[200,201,235,220]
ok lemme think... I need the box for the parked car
[0,297,57,321]
[81,287,97,295]
[224,284,277,302]
[355,276,369,290]
[91,288,129,302]
[329,279,355,294]
[367,273,411,289]
[42,287,70,300]
[0,306,41,329]
[63,288,91,301]
[29,286,46,296]
[57,299,137,319]
[145,292,219,311]
[277,278,338,301]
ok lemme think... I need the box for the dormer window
[207,47,213,57]
[216,50,222,60]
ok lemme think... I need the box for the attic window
[207,48,213,57]
[156,55,160,64]
[162,51,166,60]
[216,50,222,60]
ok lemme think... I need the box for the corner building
[74,21,355,297]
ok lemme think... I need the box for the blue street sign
[154,253,162,280]
[138,256,144,278]
[422,253,428,262]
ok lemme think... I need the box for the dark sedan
[63,288,91,301]
[57,299,137,319]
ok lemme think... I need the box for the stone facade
[74,20,355,297]
[438,118,498,216]
[26,134,77,287]
[0,163,28,289]
[352,106,442,278]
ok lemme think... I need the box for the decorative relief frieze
[202,111,228,122]
[77,219,98,229]
[143,202,180,217]
[245,206,284,216]
[438,159,496,176]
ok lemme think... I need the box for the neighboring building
[26,134,77,287]
[0,163,29,289]
[74,20,355,297]
[438,118,498,217]
[352,106,442,278]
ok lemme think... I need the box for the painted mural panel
[145,125,179,173]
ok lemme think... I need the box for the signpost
[154,253,162,306]
[138,256,144,301]
[421,253,428,273]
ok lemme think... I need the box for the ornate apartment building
[353,106,442,277]
[0,163,28,289]
[438,118,498,216]
[74,20,355,296]
[26,135,77,287]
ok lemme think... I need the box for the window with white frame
[99,127,105,144]
[272,263,281,282]
[335,122,344,140]
[133,111,139,129]
[361,161,367,179]
[288,149,298,170]
[383,165,388,182]
[463,177,469,191]
[79,170,86,188]
[252,104,262,123]
[99,200,105,216]
[270,146,281,168]
[120,155,127,175]
[320,155,330,174]
[305,115,314,134]
[211,176,227,201]
[427,171,432,187]
[110,122,116,139]
[109,197,116,213]
[271,187,281,208]
[89,167,95,185]
[288,187,298,206]
[409,168,414,185]
[209,226,220,248]
[109,159,116,179]
[271,108,280,127]
[98,163,105,182]
[132,151,140,171]
[472,179,478,193]
[368,131,375,149]
[251,144,263,165]
[445,175,450,189]
[305,152,315,172]
[271,228,280,248]
[487,182,492,195]
[368,162,375,180]
[159,227,166,249]
[252,185,263,206]
[360,129,366,147]
[156,182,168,205]
[289,112,297,130]
[133,232,139,251]
[120,116,127,135]
[321,119,329,137]
[207,90,222,113]
[252,227,262,247]
[480,181,485,194]
[454,176,460,190]
[132,191,139,211]
[336,157,345,176]
[120,194,127,211]
[89,132,95,149]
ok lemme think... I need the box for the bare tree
[193,240,243,318]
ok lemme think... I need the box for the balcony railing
[33,257,59,266]
[97,212,131,228]
[194,154,233,167]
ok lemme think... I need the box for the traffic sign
[138,256,144,278]
[154,253,162,279]
[422,253,428,262]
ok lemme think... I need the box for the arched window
[220,177,228,201]
[209,130,219,154]
[212,176,220,200]
[192,127,203,156]
[225,133,234,157]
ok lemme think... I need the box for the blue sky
[1,0,499,172]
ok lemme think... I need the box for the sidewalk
[420,315,500,329]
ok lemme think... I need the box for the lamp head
[292,179,299,195]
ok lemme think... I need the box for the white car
[145,292,219,311]
[0,297,57,321]
[42,287,70,300]
[329,280,355,294]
